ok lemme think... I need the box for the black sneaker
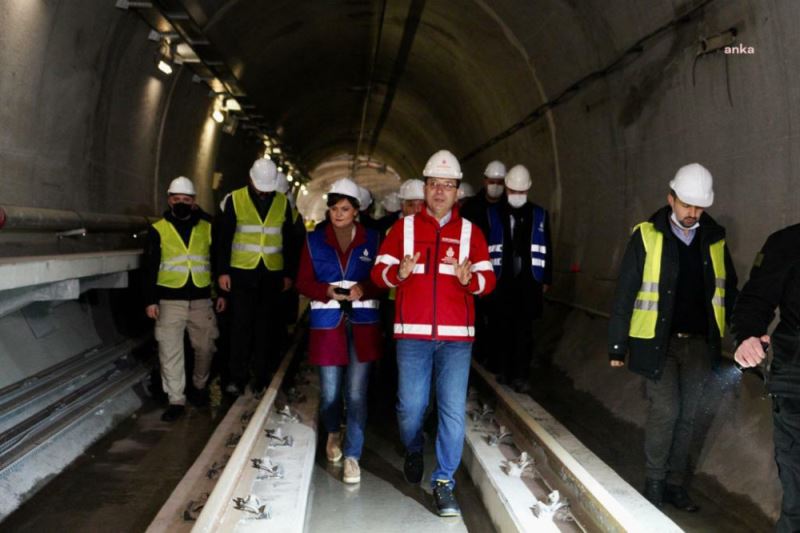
[644,478,665,508]
[433,480,461,517]
[161,404,186,422]
[403,451,424,484]
[664,484,699,512]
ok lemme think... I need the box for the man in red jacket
[371,149,496,517]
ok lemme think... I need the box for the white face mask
[487,184,504,198]
[507,193,527,208]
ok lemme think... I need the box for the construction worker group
[144,148,800,527]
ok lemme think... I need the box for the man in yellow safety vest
[216,158,301,395]
[608,163,738,512]
[145,176,224,422]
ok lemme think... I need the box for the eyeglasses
[427,180,458,191]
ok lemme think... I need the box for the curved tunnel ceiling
[193,0,554,188]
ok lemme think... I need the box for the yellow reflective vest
[153,218,212,289]
[629,222,727,339]
[230,187,287,270]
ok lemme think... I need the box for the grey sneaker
[433,480,460,517]
[343,457,361,484]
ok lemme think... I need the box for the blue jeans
[318,325,371,459]
[396,339,472,487]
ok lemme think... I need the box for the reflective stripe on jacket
[153,218,211,288]
[230,187,287,270]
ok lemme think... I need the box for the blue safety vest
[487,203,548,282]
[307,226,381,328]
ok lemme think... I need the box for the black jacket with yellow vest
[608,206,738,379]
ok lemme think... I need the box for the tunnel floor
[1,337,775,532]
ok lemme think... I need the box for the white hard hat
[458,182,476,200]
[167,176,196,196]
[381,192,401,213]
[357,185,373,211]
[504,165,532,191]
[398,179,425,200]
[422,149,462,180]
[484,160,507,178]
[275,171,289,194]
[250,159,278,192]
[328,177,361,203]
[670,163,714,207]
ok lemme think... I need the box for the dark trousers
[228,275,283,388]
[644,335,710,485]
[774,396,800,533]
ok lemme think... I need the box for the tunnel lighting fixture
[212,109,225,123]
[277,166,284,173]
[155,36,174,76]
[272,147,282,154]
[287,174,293,183]
[225,98,242,112]
[262,153,271,160]
[157,59,173,75]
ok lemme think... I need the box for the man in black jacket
[733,224,800,532]
[481,164,552,392]
[608,163,738,511]
[217,159,301,395]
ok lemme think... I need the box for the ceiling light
[277,166,284,173]
[212,109,225,123]
[262,153,271,160]
[302,190,309,196]
[225,98,241,112]
[287,174,293,182]
[157,59,173,75]
[272,147,282,154]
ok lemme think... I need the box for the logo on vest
[359,248,372,262]
[442,246,458,265]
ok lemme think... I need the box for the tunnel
[0,0,792,531]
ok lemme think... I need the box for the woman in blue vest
[295,177,383,484]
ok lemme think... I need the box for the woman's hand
[327,285,349,301]
[347,284,364,301]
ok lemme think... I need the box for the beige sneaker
[343,457,361,484]
[326,432,343,463]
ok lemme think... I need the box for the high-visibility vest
[629,222,727,339]
[230,187,287,270]
[307,226,380,328]
[153,218,212,289]
[487,204,548,282]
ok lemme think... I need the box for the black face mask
[171,202,192,220]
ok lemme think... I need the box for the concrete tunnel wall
[0,0,797,523]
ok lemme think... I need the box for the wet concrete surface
[2,396,229,532]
